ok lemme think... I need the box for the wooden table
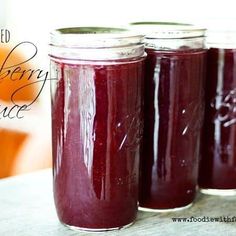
[1,169,236,236]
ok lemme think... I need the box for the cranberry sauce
[139,49,206,210]
[51,59,144,229]
[199,48,236,190]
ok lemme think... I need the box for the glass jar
[49,27,145,231]
[198,30,236,196]
[130,22,207,211]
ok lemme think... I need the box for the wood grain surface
[1,169,236,236]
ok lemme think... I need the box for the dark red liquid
[139,49,206,209]
[51,59,144,229]
[199,48,236,190]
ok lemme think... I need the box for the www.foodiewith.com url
[172,216,236,223]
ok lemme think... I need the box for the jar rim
[50,26,144,48]
[129,22,206,39]
[207,29,236,48]
[49,26,145,60]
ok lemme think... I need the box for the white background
[4,0,236,43]
[1,0,235,66]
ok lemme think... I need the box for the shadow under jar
[49,27,145,231]
[199,30,236,196]
[130,22,207,211]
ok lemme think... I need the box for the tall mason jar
[49,27,145,231]
[130,22,207,211]
[199,30,236,196]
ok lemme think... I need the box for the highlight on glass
[130,22,207,212]
[199,29,236,196]
[49,27,146,231]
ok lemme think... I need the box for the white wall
[5,0,236,42]
[4,0,236,59]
